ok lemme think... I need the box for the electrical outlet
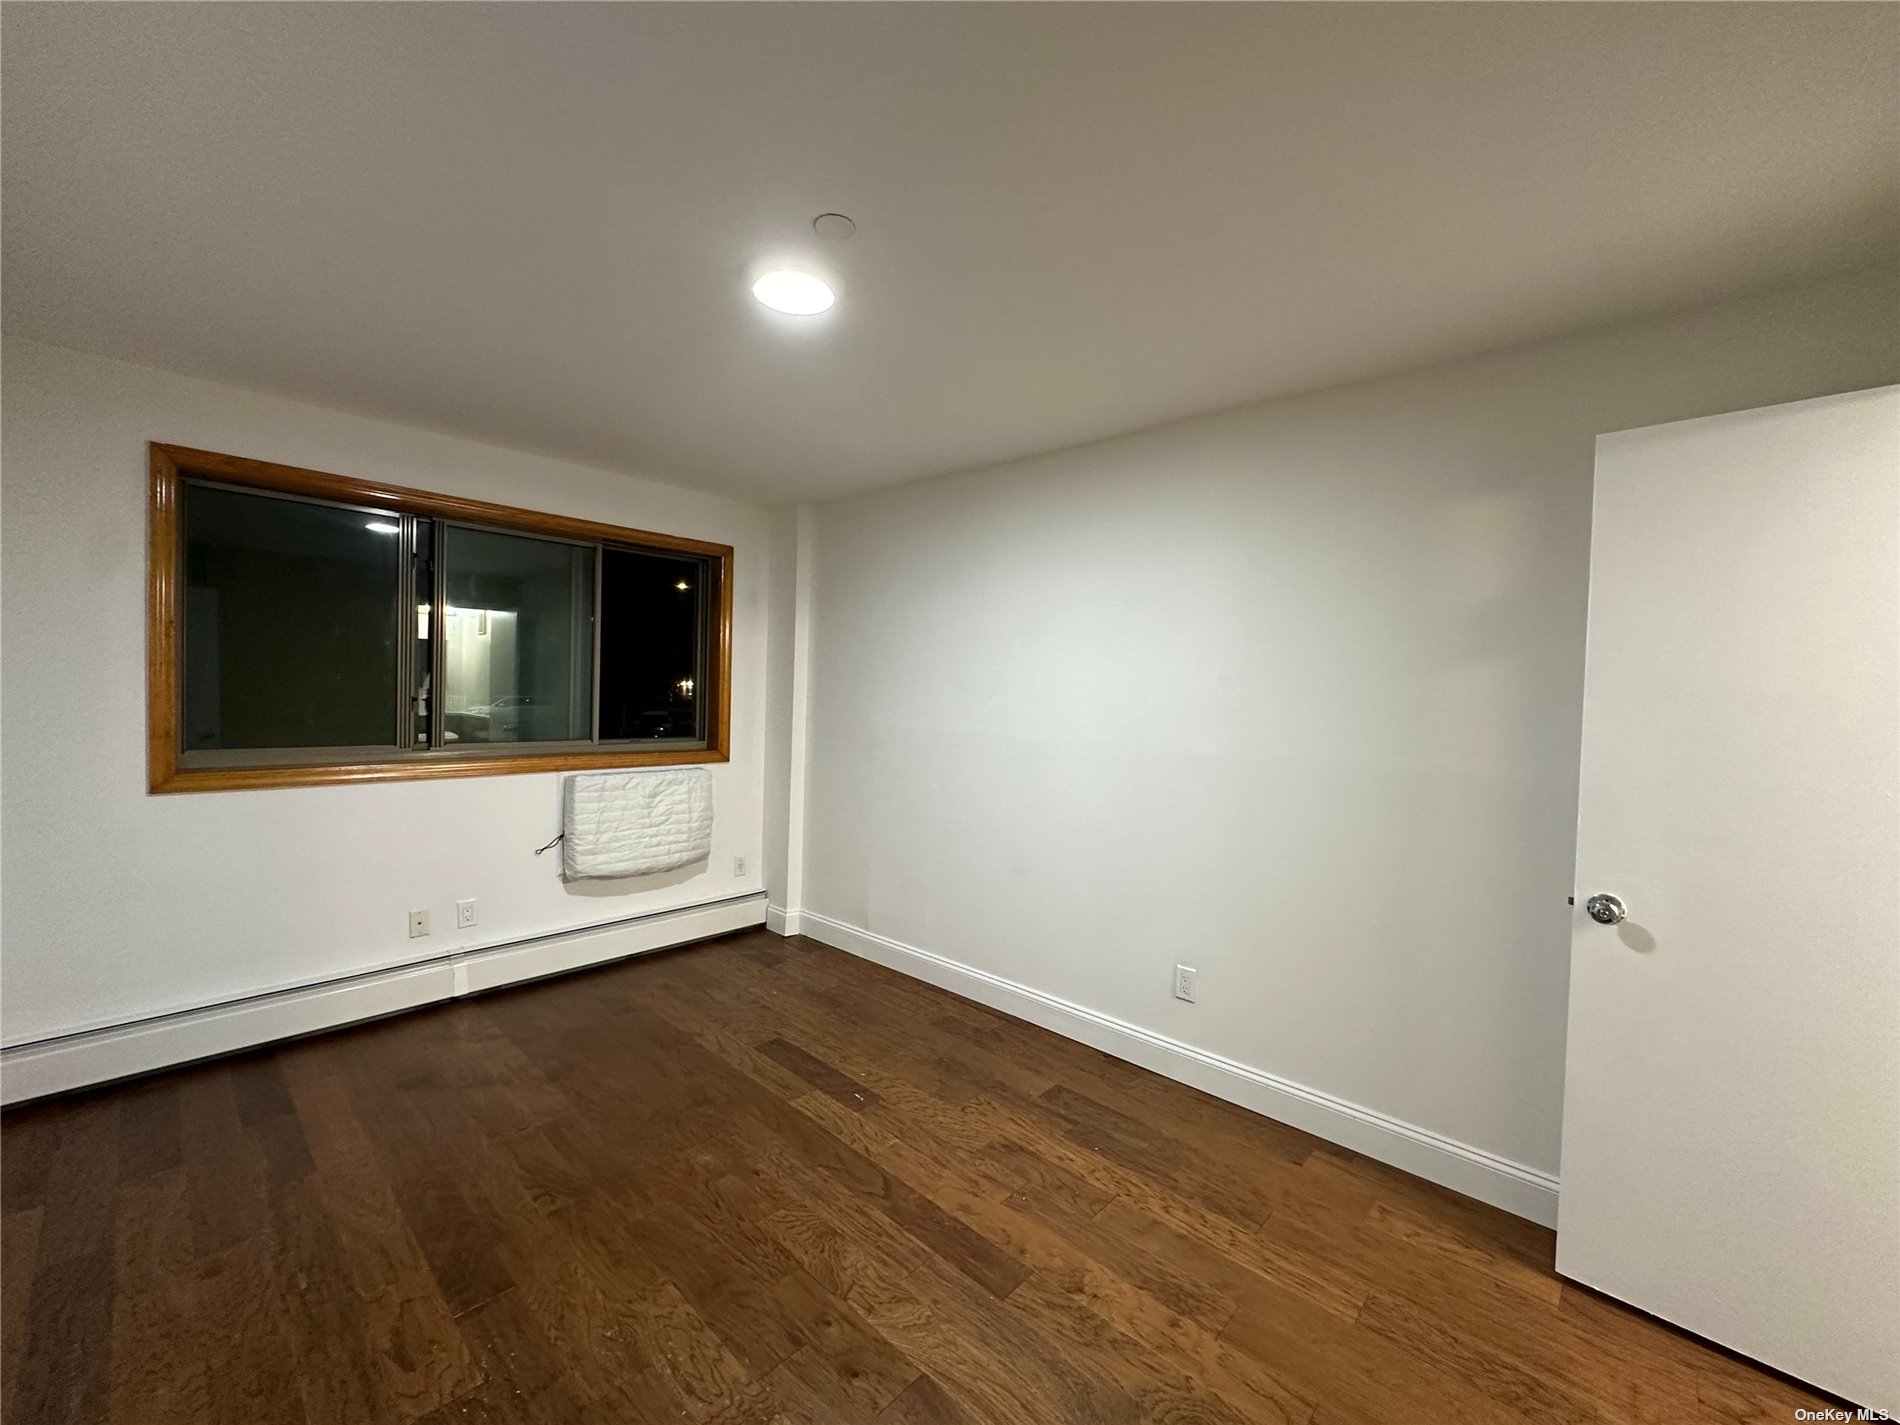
[1173,964,1198,1003]
[456,899,477,930]
[733,855,749,878]
[409,909,430,939]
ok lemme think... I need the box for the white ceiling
[4,4,1895,503]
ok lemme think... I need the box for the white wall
[795,266,1900,1192]
[762,506,801,912]
[1,336,783,1046]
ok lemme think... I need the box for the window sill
[150,745,728,794]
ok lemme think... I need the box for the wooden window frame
[148,443,734,794]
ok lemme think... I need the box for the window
[439,525,594,746]
[149,444,732,792]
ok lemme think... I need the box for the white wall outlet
[733,854,749,878]
[1173,964,1198,1003]
[456,899,477,930]
[409,909,430,938]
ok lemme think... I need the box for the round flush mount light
[812,212,856,240]
[751,270,835,315]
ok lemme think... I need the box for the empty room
[1,3,1895,1422]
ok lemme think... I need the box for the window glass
[182,483,400,750]
[411,516,435,748]
[441,526,593,744]
[599,547,708,741]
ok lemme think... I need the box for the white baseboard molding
[793,909,1561,1227]
[765,903,805,937]
[1,893,767,1105]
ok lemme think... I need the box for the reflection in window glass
[411,517,435,747]
[598,548,708,741]
[441,526,593,744]
[182,483,400,750]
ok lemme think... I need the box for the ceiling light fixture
[751,270,835,316]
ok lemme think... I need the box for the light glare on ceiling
[751,270,834,315]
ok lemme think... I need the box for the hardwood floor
[2,929,1836,1424]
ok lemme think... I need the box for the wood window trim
[147,442,734,794]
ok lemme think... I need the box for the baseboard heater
[0,891,768,1106]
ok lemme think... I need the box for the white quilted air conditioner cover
[561,768,713,879]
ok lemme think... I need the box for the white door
[1557,385,1900,1412]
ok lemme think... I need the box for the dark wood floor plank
[724,1353,835,1425]
[546,1191,767,1424]
[919,980,1321,1171]
[757,1036,882,1109]
[1554,1283,1795,1423]
[269,1174,405,1425]
[497,1121,599,1218]
[1,1207,44,1414]
[226,1051,298,1127]
[884,1255,1142,1425]
[0,928,1845,1425]
[729,1130,932,1290]
[771,1268,917,1420]
[1003,1184,1239,1333]
[652,960,1007,1156]
[874,1371,971,1425]
[974,1137,1115,1219]
[1029,1257,1317,1425]
[1357,1291,1597,1425]
[249,1109,316,1188]
[289,1073,485,1418]
[849,1268,1088,1425]
[104,1169,210,1425]
[111,1081,183,1185]
[2,1111,58,1215]
[1004,1267,1301,1425]
[487,1214,656,1413]
[174,1066,269,1260]
[193,1229,310,1425]
[768,954,1060,1109]
[29,1096,120,1270]
[352,1084,514,1316]
[1309,1146,1555,1274]
[1103,1195,1372,1325]
[8,1243,114,1425]
[424,1003,574,1141]
[1039,1082,1284,1228]
[1219,1268,1544,1425]
[729,1091,1028,1301]
[637,980,833,1107]
[449,1286,591,1418]
[621,1206,803,1376]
